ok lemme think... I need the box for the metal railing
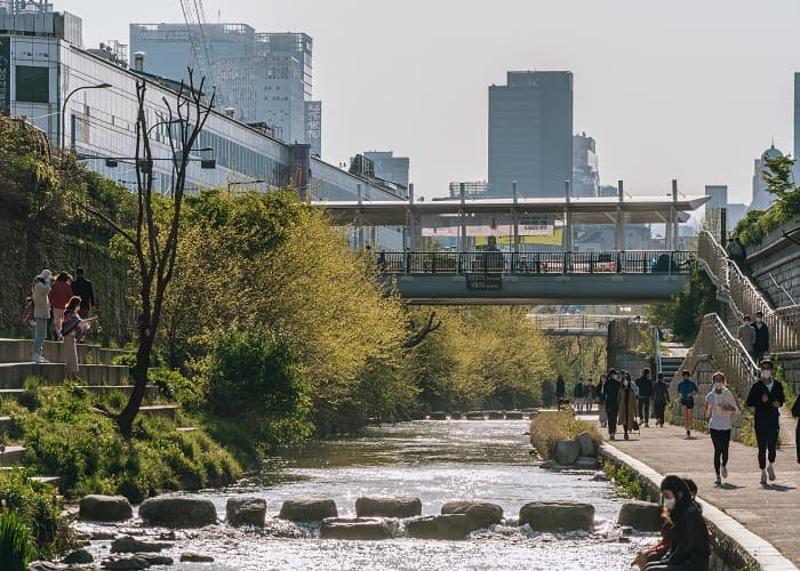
[379,250,695,276]
[697,231,800,352]
[653,325,663,377]
[527,313,619,331]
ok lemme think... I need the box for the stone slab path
[586,412,800,566]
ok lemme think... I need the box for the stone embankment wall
[606,320,654,377]
[746,215,800,309]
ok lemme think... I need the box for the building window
[15,66,49,103]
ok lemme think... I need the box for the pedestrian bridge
[378,250,694,304]
[528,314,621,336]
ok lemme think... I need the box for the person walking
[574,378,585,413]
[643,476,710,571]
[677,370,699,439]
[653,373,670,428]
[60,296,96,379]
[636,368,654,427]
[48,272,73,341]
[584,379,595,413]
[31,270,52,363]
[792,392,800,464]
[618,373,638,440]
[752,312,770,364]
[604,370,622,440]
[705,372,739,486]
[746,359,785,485]
[737,315,756,358]
[597,374,608,427]
[70,267,98,317]
[556,375,566,410]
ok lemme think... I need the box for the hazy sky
[64,0,800,203]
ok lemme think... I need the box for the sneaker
[645,423,650,428]
[610,434,616,441]
[624,433,630,441]
[760,470,768,485]
[768,464,776,481]
[715,475,722,486]
[721,465,728,479]
[686,429,691,438]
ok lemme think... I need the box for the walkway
[588,413,800,566]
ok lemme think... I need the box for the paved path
[585,412,800,566]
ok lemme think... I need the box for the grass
[529,409,601,460]
[604,461,647,500]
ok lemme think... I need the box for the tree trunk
[117,331,154,434]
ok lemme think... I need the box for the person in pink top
[48,272,73,341]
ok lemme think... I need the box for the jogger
[746,358,785,485]
[705,372,738,486]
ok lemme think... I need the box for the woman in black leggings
[705,372,739,486]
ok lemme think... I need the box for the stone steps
[140,404,179,419]
[0,362,130,389]
[0,338,130,366]
[0,445,26,468]
[0,467,59,486]
[0,384,159,402]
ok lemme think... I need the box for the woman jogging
[705,372,738,486]
[677,370,699,439]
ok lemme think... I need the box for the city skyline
[65,0,800,203]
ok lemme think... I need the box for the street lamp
[61,82,112,152]
[228,178,265,192]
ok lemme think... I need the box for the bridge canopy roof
[314,195,709,226]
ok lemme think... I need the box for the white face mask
[663,498,676,511]
[744,321,751,326]
[713,382,723,392]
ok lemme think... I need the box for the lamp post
[61,82,112,152]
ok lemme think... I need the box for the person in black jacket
[70,267,98,317]
[792,393,800,464]
[653,373,671,428]
[752,311,770,364]
[636,368,654,427]
[644,475,710,571]
[746,359,785,485]
[556,375,566,410]
[603,369,622,440]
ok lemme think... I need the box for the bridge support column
[614,180,626,251]
[512,181,520,255]
[459,183,467,252]
[670,179,679,250]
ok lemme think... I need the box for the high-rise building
[572,132,599,197]
[364,151,410,189]
[751,144,782,211]
[129,24,320,152]
[488,71,573,198]
[795,73,800,162]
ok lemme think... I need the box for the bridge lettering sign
[466,274,503,290]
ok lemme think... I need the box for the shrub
[0,510,31,571]
[529,409,601,459]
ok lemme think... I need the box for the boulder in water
[465,411,485,420]
[487,411,504,420]
[226,497,267,527]
[355,497,422,518]
[574,456,600,470]
[63,548,94,564]
[429,412,448,420]
[180,552,215,562]
[555,440,581,466]
[279,498,338,522]
[406,514,474,540]
[617,501,663,532]
[111,536,172,554]
[519,501,595,531]
[576,432,597,457]
[440,501,503,529]
[504,411,524,420]
[320,518,392,540]
[138,497,217,528]
[450,411,463,420]
[79,495,133,522]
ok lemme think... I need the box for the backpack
[21,299,35,328]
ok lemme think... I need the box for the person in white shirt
[705,371,739,486]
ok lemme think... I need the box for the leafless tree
[85,70,215,434]
[403,311,442,350]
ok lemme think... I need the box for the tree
[85,71,215,434]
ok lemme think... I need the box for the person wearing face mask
[746,359,785,485]
[677,370,699,439]
[617,371,638,440]
[705,372,739,486]
[597,374,608,427]
[644,476,710,571]
[653,373,671,428]
[603,369,621,440]
[791,391,800,465]
[752,311,770,364]
[737,315,756,358]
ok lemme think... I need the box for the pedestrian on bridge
[636,368,654,427]
[737,315,756,358]
[604,370,622,439]
[746,359,785,486]
[618,373,638,440]
[677,371,699,439]
[574,378,585,413]
[705,372,738,486]
[653,373,671,428]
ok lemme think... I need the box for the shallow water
[76,420,651,570]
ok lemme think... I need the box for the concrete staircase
[0,337,178,480]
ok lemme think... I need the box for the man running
[705,372,738,486]
[746,359,785,486]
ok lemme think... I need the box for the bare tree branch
[403,311,442,350]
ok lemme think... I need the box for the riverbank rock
[356,497,422,518]
[555,440,581,466]
[617,501,663,532]
[111,536,172,553]
[180,552,215,562]
[63,548,94,564]
[505,411,524,420]
[79,495,133,522]
[466,411,485,420]
[320,517,392,540]
[576,432,597,457]
[226,497,267,527]
[102,554,174,569]
[441,501,503,529]
[138,497,217,528]
[279,499,338,522]
[487,411,504,420]
[574,456,600,470]
[450,412,463,420]
[519,501,595,531]
[429,412,447,420]
[406,514,474,540]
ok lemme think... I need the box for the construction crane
[177,0,216,89]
